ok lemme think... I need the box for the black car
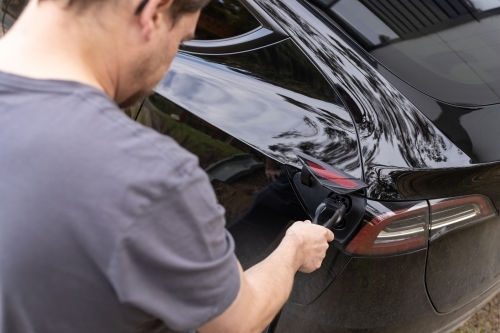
[4,0,500,332]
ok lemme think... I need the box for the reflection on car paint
[156,39,363,179]
[366,162,500,206]
[323,0,500,105]
[379,65,500,164]
[254,0,471,178]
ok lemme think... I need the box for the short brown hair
[170,0,210,20]
[43,0,210,20]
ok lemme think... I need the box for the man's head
[33,0,209,106]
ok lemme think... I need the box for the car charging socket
[313,198,347,230]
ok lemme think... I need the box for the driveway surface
[455,294,500,332]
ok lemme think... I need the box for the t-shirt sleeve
[106,163,240,332]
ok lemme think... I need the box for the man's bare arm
[198,221,334,333]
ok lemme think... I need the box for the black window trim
[180,0,288,55]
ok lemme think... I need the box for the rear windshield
[320,0,500,106]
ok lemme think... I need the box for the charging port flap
[294,150,368,195]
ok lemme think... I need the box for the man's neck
[0,0,117,99]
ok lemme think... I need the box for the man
[0,0,334,332]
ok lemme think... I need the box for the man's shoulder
[2,76,203,211]
[73,92,201,193]
[47,84,199,173]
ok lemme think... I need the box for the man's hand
[283,220,334,273]
[198,221,334,333]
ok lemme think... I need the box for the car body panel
[379,65,500,164]
[158,39,363,178]
[426,215,500,313]
[276,251,432,332]
[254,0,471,176]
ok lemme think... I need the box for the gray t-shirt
[0,71,240,333]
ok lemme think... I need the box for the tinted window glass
[195,0,261,40]
[3,0,26,19]
[2,0,27,32]
[324,0,500,105]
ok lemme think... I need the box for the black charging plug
[313,198,347,230]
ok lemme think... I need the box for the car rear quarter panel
[255,0,471,182]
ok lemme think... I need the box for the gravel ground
[454,294,500,332]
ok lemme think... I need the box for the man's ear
[137,0,174,40]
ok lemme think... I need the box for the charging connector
[313,198,348,230]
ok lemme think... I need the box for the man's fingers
[302,220,312,224]
[325,229,334,242]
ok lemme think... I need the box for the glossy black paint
[276,251,500,333]
[172,0,500,330]
[379,65,500,164]
[254,0,471,176]
[366,163,500,205]
[158,38,363,178]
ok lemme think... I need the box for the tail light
[345,195,497,257]
[346,200,428,256]
[429,195,496,241]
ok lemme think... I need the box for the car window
[195,0,262,40]
[2,0,27,19]
[318,0,500,106]
[2,0,27,33]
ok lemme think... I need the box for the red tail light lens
[345,195,497,256]
[346,200,428,256]
[429,195,496,241]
